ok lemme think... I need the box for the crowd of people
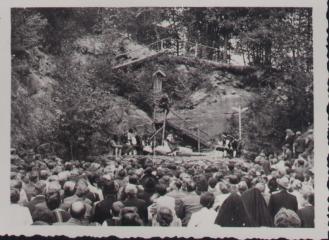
[9,128,314,228]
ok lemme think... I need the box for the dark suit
[123,197,148,224]
[93,195,116,224]
[176,192,202,226]
[298,206,314,228]
[268,190,298,218]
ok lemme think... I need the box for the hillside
[11,8,313,159]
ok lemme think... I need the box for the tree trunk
[223,34,228,63]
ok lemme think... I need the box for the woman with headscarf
[214,192,253,227]
[241,188,273,227]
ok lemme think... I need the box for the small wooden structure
[152,69,167,146]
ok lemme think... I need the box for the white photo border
[0,0,327,239]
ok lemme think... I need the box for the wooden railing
[112,37,246,69]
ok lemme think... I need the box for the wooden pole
[162,110,167,145]
[195,43,198,58]
[238,106,242,140]
[197,127,200,153]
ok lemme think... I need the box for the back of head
[200,192,215,209]
[70,201,86,220]
[111,201,125,217]
[125,184,138,198]
[29,171,39,183]
[129,175,139,185]
[75,179,89,197]
[186,181,196,193]
[208,177,218,189]
[156,207,173,226]
[215,193,251,227]
[46,191,61,210]
[102,180,117,197]
[121,212,143,226]
[238,181,248,194]
[268,177,278,193]
[63,181,76,197]
[156,184,167,196]
[35,181,47,195]
[10,179,22,190]
[10,188,20,204]
[219,182,229,194]
[274,208,301,227]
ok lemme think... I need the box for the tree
[11,9,47,52]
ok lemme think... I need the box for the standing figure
[109,135,122,159]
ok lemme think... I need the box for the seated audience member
[153,184,175,213]
[297,193,314,228]
[268,176,298,218]
[9,188,33,226]
[23,171,39,201]
[152,207,181,227]
[175,181,202,226]
[11,179,28,205]
[274,208,301,227]
[45,191,70,224]
[103,201,125,226]
[188,192,217,227]
[215,192,253,227]
[123,184,148,225]
[120,207,144,226]
[93,180,118,224]
[241,188,273,227]
[57,201,87,225]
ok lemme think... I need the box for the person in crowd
[152,207,181,227]
[293,131,305,158]
[103,201,125,226]
[127,128,137,155]
[297,192,314,228]
[176,181,202,226]
[123,184,148,225]
[167,179,186,202]
[120,207,144,226]
[93,180,118,224]
[109,135,122,158]
[45,190,70,224]
[9,188,33,226]
[11,179,28,205]
[284,129,295,151]
[8,127,313,227]
[152,184,175,213]
[241,188,273,227]
[23,171,39,201]
[58,201,87,225]
[268,176,298,218]
[214,192,253,227]
[188,192,217,227]
[274,208,301,227]
[281,144,293,162]
[135,132,144,155]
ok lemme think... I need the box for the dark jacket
[268,190,298,218]
[123,197,148,224]
[93,195,117,224]
[176,192,202,226]
[297,205,314,228]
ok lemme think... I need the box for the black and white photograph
[0,1,328,239]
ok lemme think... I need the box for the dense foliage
[11,7,313,158]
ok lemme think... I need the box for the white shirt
[9,204,33,226]
[188,207,217,227]
[154,195,176,213]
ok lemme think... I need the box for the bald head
[70,201,86,220]
[112,201,124,217]
[125,184,138,198]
